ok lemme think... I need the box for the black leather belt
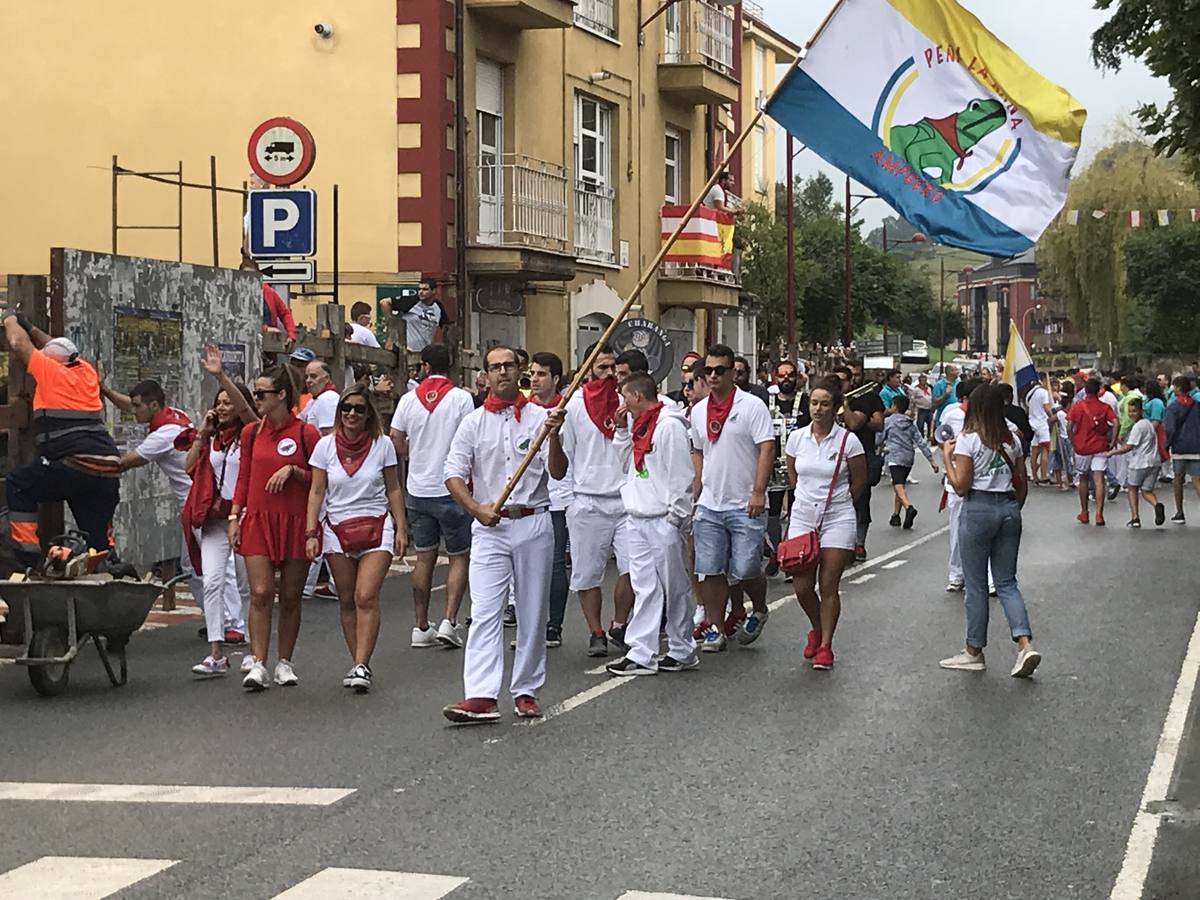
[499,505,548,519]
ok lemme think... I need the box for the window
[753,125,765,194]
[664,129,681,204]
[575,0,615,39]
[575,95,610,188]
[663,2,680,61]
[574,94,615,262]
[476,60,504,243]
[753,45,766,106]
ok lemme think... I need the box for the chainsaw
[39,531,107,580]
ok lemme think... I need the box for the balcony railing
[660,204,739,285]
[574,0,615,38]
[661,0,734,75]
[574,182,616,264]
[476,155,569,252]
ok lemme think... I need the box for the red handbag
[776,430,850,576]
[329,515,387,554]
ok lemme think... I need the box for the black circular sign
[610,318,674,385]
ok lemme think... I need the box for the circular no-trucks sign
[247,117,317,186]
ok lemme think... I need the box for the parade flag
[1067,209,1080,225]
[1128,210,1142,228]
[1003,320,1038,391]
[660,205,734,268]
[1157,210,1171,226]
[765,0,1086,257]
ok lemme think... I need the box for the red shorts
[237,510,309,565]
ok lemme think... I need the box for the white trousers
[946,494,963,584]
[304,559,337,596]
[623,516,695,669]
[463,513,551,700]
[195,520,248,642]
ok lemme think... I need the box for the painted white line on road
[1109,609,1200,900]
[0,856,176,898]
[273,868,467,899]
[882,559,908,569]
[0,782,355,806]
[524,677,630,726]
[619,892,733,900]
[849,573,878,585]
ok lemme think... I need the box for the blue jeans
[957,492,1032,649]
[548,510,569,628]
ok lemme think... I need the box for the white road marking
[882,559,908,569]
[849,573,877,585]
[523,677,630,726]
[619,893,734,900]
[0,782,355,806]
[273,868,467,899]
[1109,609,1200,899]
[0,856,176,898]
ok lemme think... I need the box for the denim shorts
[1172,457,1200,477]
[693,505,766,583]
[406,494,472,555]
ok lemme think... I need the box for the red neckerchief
[531,392,562,409]
[582,377,620,439]
[632,402,663,472]
[150,407,191,432]
[212,422,241,452]
[706,389,735,442]
[417,375,454,413]
[318,382,338,395]
[335,430,372,477]
[483,392,529,421]
[959,399,969,412]
[1178,393,1196,409]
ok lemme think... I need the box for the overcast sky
[758,0,1172,227]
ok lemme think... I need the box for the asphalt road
[0,476,1197,900]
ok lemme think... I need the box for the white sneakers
[945,582,964,593]
[274,659,299,686]
[240,654,257,673]
[411,625,440,648]
[939,649,986,671]
[436,618,464,649]
[1010,647,1042,679]
[242,661,270,691]
[191,655,229,678]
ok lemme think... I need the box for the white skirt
[785,500,857,551]
[322,516,396,560]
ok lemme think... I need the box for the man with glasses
[733,356,770,406]
[690,344,775,651]
[548,342,634,656]
[391,343,475,649]
[442,345,560,723]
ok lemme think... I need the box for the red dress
[234,415,320,563]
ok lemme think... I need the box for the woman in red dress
[229,366,320,692]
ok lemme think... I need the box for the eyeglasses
[486,362,518,373]
[702,365,729,377]
[682,381,695,390]
[251,389,282,399]
[340,403,368,415]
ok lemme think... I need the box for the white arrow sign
[259,260,316,284]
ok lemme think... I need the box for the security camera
[314,23,334,38]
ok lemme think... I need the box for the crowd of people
[5,305,1200,721]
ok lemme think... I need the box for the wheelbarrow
[0,574,185,697]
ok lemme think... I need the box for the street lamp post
[1022,302,1044,349]
[961,265,974,354]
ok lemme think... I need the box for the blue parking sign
[248,189,315,258]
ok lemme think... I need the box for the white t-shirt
[1125,418,1159,469]
[209,440,242,501]
[301,389,340,432]
[309,435,397,525]
[1101,390,1119,414]
[136,424,192,504]
[785,423,864,518]
[348,322,380,348]
[954,431,1024,493]
[690,390,774,511]
[560,392,626,497]
[939,403,967,441]
[703,184,727,209]
[1026,386,1051,427]
[390,386,477,498]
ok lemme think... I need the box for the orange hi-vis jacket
[27,349,120,466]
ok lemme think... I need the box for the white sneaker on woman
[939,649,986,671]
[240,654,257,673]
[273,659,299,686]
[191,655,229,678]
[1011,646,1042,678]
[242,661,270,691]
[436,619,464,649]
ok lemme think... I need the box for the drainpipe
[454,0,469,358]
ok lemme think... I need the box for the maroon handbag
[329,515,387,554]
[776,429,850,576]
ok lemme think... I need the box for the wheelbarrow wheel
[28,628,71,697]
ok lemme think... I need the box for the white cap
[43,337,80,363]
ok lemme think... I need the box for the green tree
[1123,226,1200,354]
[1092,1,1200,178]
[1038,140,1200,354]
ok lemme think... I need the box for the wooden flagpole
[491,55,804,511]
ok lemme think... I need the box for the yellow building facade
[1,1,796,376]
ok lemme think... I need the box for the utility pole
[786,135,795,356]
[843,175,852,347]
[939,256,946,371]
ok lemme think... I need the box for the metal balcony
[658,0,739,106]
[466,0,575,30]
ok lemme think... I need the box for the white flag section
[1003,321,1038,391]
[766,0,1086,256]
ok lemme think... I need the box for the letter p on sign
[262,199,300,249]
[248,189,316,258]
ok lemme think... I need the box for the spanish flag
[661,205,734,269]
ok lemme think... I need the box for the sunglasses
[340,403,368,414]
[486,362,518,373]
[702,365,729,377]
[682,380,695,390]
[251,389,282,399]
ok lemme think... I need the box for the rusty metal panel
[51,249,262,571]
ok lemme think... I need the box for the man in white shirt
[548,343,633,657]
[690,344,775,652]
[607,373,697,676]
[347,302,381,349]
[442,345,560,724]
[300,360,340,436]
[1024,380,1053,484]
[703,170,742,218]
[390,343,475,649]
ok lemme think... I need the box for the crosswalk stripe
[617,892,734,900]
[0,782,354,806]
[272,868,468,899]
[849,573,877,584]
[0,856,176,898]
[881,559,907,569]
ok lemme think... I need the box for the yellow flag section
[887,0,1086,146]
[661,205,734,269]
[1002,320,1038,391]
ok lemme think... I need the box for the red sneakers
[803,629,822,660]
[1076,511,1090,524]
[223,629,246,645]
[721,609,746,637]
[812,646,835,670]
[513,695,543,719]
[693,620,710,642]
[1095,514,1106,527]
[442,697,501,724]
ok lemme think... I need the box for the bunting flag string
[1064,207,1200,226]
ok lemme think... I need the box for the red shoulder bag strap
[817,429,851,529]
